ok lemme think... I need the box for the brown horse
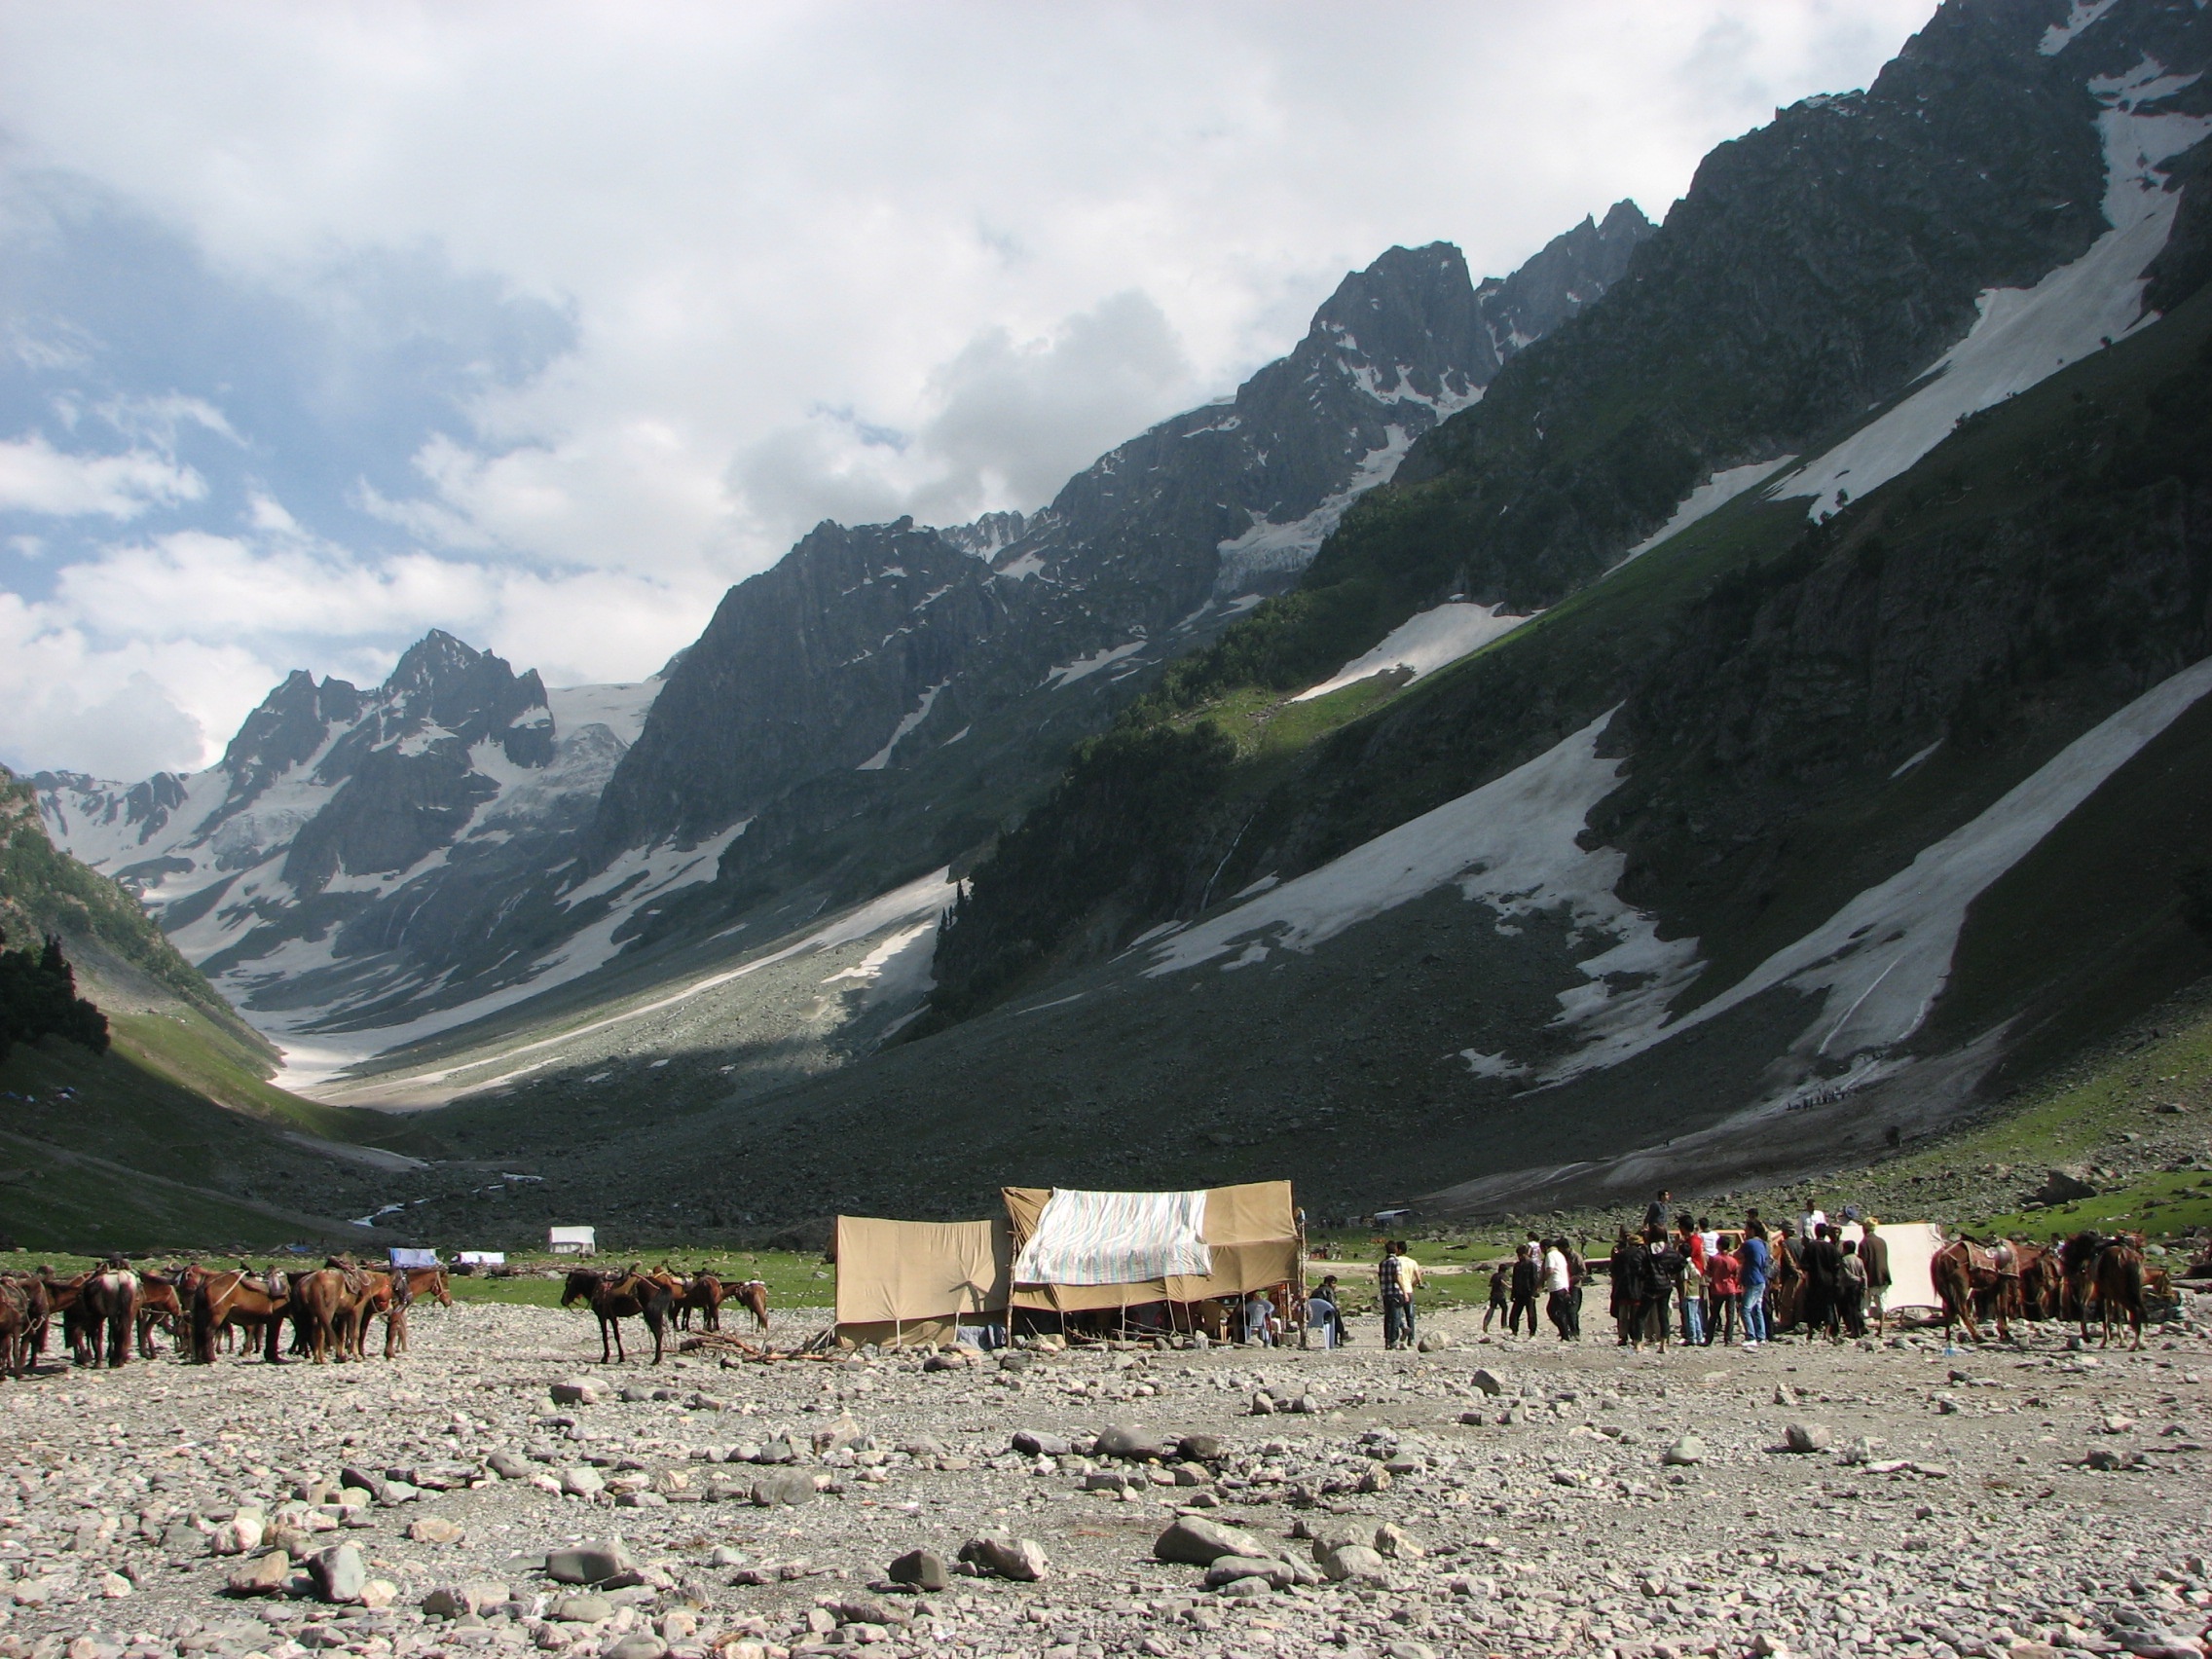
[75,1266,138,1367]
[383,1267,450,1357]
[191,1269,292,1362]
[291,1267,358,1362]
[1933,1238,2018,1344]
[672,1272,725,1332]
[562,1268,673,1363]
[134,1272,185,1357]
[2019,1243,2064,1321]
[1,1274,54,1374]
[2062,1232,2147,1349]
[729,1278,769,1333]
[0,1282,28,1379]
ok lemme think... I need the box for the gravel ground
[7,1293,2211,1659]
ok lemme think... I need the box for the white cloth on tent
[387,1248,440,1269]
[1013,1188,1210,1286]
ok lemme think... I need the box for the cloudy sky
[0,0,1938,780]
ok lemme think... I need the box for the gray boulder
[958,1533,1048,1582]
[1316,1543,1389,1584]
[1094,1423,1173,1460]
[1205,1557,1297,1591]
[887,1549,949,1592]
[1784,1423,1833,1455]
[2031,1167,2099,1205]
[752,1471,817,1507]
[1154,1516,1271,1566]
[546,1540,635,1586]
[1011,1430,1070,1457]
[312,1545,366,1604]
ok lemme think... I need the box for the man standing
[1644,1190,1672,1238]
[1676,1214,1707,1346]
[1394,1241,1424,1349]
[1563,1235,1587,1340]
[1543,1237,1573,1342]
[1804,1224,1844,1342]
[1859,1217,1893,1335]
[1739,1222,1771,1347]
[1508,1243,1540,1338]
[1378,1242,1408,1350]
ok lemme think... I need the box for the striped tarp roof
[1012,1188,1209,1287]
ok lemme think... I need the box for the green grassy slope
[0,765,425,1248]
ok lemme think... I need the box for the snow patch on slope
[547,679,661,748]
[1782,58,2210,521]
[1291,602,1533,703]
[1611,459,1797,569]
[1566,654,2212,1090]
[557,820,749,913]
[858,681,948,769]
[2041,0,2119,55]
[1213,424,1416,593]
[1045,641,1148,689]
[376,866,961,1099]
[1143,710,1701,1055]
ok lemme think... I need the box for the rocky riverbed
[5,1295,2210,1659]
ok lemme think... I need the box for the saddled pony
[2062,1231,2147,1349]
[1929,1238,2017,1345]
[0,1282,27,1379]
[672,1272,724,1332]
[191,1268,292,1363]
[562,1268,674,1363]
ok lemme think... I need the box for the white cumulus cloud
[0,434,205,519]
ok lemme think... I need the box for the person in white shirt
[1241,1289,1276,1346]
[1543,1240,1572,1340]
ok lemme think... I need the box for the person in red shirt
[1705,1236,1744,1346]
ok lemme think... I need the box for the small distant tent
[387,1247,440,1270]
[548,1226,597,1257]
[1003,1181,1303,1313]
[457,1251,506,1268]
[833,1214,1011,1348]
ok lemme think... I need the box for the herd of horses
[0,1257,770,1373]
[1931,1230,2160,1349]
[559,1266,769,1363]
[0,1258,455,1372]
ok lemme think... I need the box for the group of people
[1285,1242,1425,1350]
[1484,1191,1897,1350]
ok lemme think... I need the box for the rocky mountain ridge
[35,634,665,1074]
[588,214,1654,864]
[41,206,1654,1084]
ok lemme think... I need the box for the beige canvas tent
[1002,1181,1302,1313]
[832,1214,1012,1348]
[1841,1221,1943,1312]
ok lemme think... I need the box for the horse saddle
[1961,1242,2009,1276]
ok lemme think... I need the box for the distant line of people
[1481,1191,1895,1349]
